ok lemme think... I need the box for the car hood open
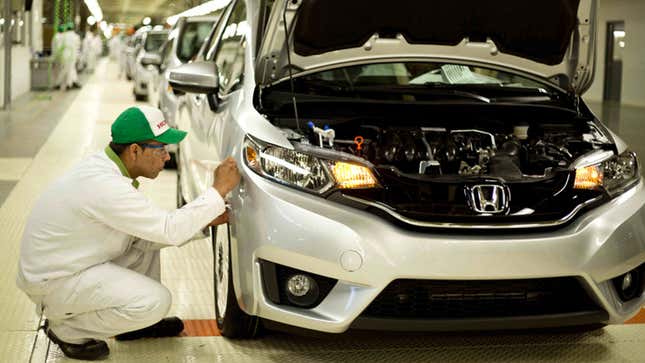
[257,0,597,95]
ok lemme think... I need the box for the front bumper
[230,165,645,333]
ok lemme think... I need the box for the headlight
[244,137,379,194]
[574,151,639,196]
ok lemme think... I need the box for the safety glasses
[137,143,170,156]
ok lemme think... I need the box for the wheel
[134,93,147,101]
[126,75,132,81]
[212,225,261,338]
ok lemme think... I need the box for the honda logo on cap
[465,184,510,214]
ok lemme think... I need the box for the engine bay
[276,118,611,181]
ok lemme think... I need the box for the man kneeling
[16,106,238,360]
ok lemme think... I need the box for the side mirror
[141,53,162,67]
[168,61,219,95]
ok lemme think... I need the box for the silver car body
[173,0,644,333]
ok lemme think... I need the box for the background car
[148,16,218,168]
[124,29,145,81]
[132,29,169,101]
[170,0,645,338]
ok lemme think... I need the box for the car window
[211,0,248,94]
[144,33,167,52]
[203,5,234,61]
[177,21,215,63]
[307,62,547,90]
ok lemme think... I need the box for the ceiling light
[143,17,151,26]
[87,15,96,26]
[84,0,103,23]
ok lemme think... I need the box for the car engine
[280,120,609,180]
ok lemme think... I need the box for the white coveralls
[108,35,120,61]
[53,30,81,90]
[16,147,225,343]
[118,36,129,79]
[82,32,101,72]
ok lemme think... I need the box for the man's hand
[208,210,229,226]
[213,157,241,198]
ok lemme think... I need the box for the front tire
[212,225,260,338]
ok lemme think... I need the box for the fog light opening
[285,274,320,307]
[613,267,643,302]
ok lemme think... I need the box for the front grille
[334,169,607,231]
[362,277,598,319]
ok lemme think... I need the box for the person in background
[108,28,122,62]
[82,28,100,73]
[53,22,81,90]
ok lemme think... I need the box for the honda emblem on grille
[465,184,510,215]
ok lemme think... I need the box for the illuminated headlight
[574,151,639,196]
[244,137,380,193]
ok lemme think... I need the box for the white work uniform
[82,32,100,72]
[118,36,128,79]
[53,30,81,91]
[16,146,225,343]
[51,32,66,88]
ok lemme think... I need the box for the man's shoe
[43,320,109,360]
[115,317,184,341]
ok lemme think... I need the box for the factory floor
[0,58,644,362]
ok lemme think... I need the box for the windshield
[177,21,214,63]
[303,62,550,90]
[144,33,167,52]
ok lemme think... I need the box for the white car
[124,31,144,81]
[148,16,218,167]
[133,30,168,101]
[169,0,645,338]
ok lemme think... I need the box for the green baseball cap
[111,106,187,144]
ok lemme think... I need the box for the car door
[177,0,246,202]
